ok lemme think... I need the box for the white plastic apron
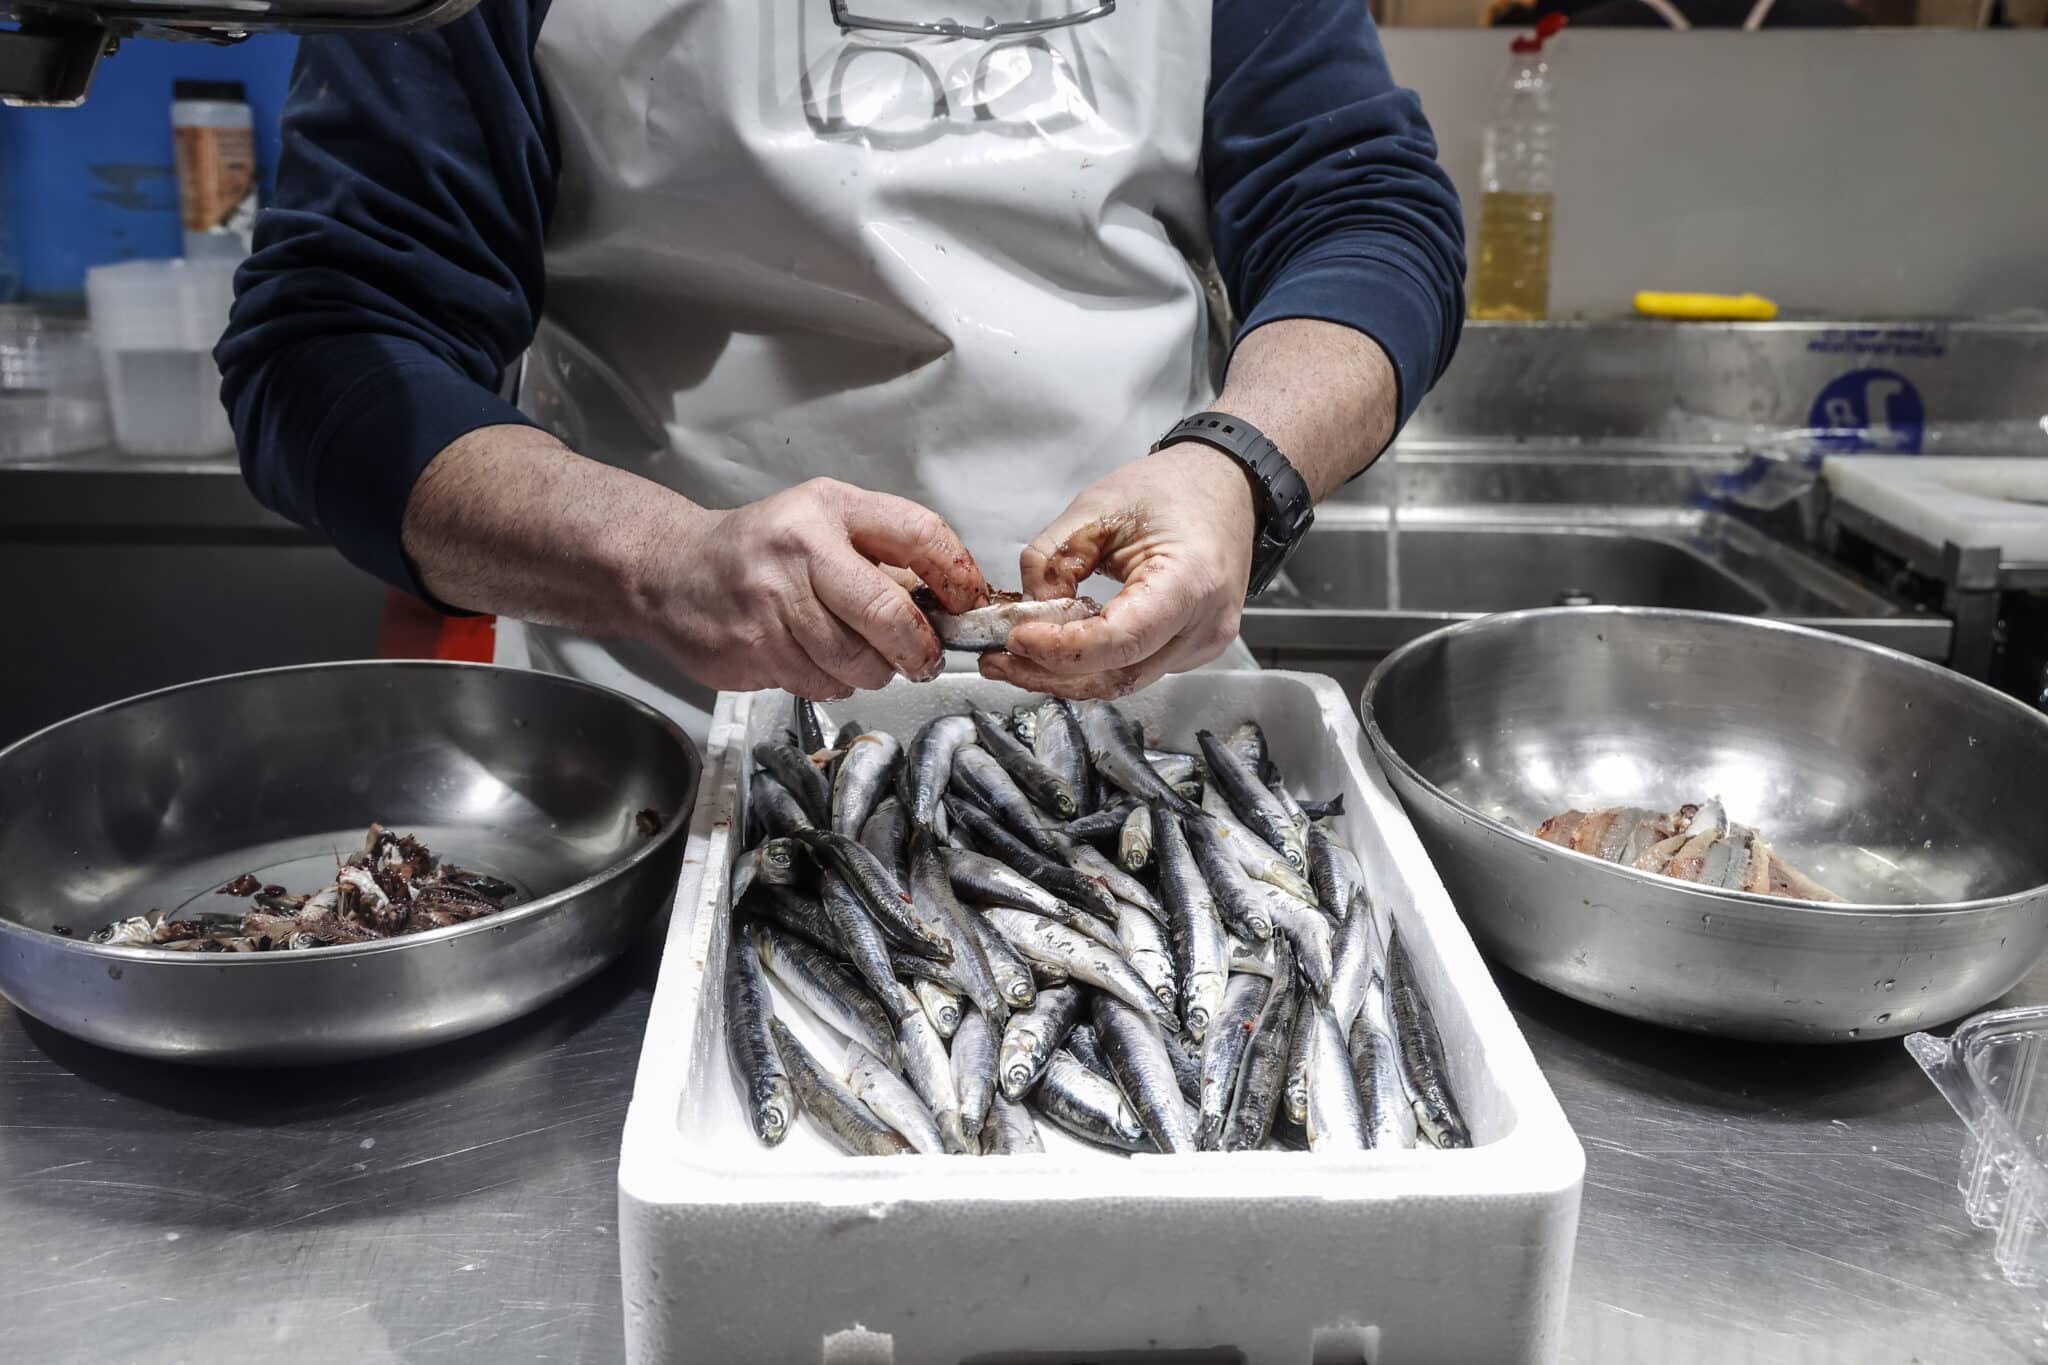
[504,0,1238,737]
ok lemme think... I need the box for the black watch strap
[1151,411,1314,596]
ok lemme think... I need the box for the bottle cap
[1511,13,1569,52]
[173,79,248,103]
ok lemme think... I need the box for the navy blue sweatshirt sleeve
[1206,0,1466,434]
[214,2,555,598]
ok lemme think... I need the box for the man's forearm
[400,424,701,635]
[1206,318,1400,504]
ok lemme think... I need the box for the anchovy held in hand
[770,1018,912,1157]
[916,586,1101,653]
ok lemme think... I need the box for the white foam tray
[619,671,1583,1365]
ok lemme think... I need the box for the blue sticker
[1808,368,1925,453]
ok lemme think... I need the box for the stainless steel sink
[1241,450,1950,700]
[1263,523,1767,615]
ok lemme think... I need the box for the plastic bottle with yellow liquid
[1470,14,1566,322]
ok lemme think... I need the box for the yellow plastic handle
[1633,291,1780,322]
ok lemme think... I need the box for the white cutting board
[1824,456,2048,562]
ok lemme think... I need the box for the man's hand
[402,427,987,701]
[635,478,987,700]
[981,444,1257,699]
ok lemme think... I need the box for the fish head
[753,1077,794,1145]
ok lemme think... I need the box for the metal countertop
[4,915,2044,1365]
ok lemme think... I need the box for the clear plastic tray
[1907,1005,2048,1323]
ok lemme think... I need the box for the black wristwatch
[1152,411,1314,596]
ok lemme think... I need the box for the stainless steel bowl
[0,661,698,1064]
[1363,608,2048,1042]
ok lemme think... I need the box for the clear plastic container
[0,306,112,463]
[1470,15,1565,323]
[84,257,238,458]
[1907,1005,2048,1324]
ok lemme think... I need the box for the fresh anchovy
[997,984,1084,1100]
[898,1005,971,1153]
[730,835,805,911]
[1303,1004,1370,1152]
[951,746,1066,859]
[905,714,977,831]
[1032,1050,1149,1152]
[910,830,1007,1023]
[831,720,863,756]
[975,916,1038,1012]
[1115,902,1179,1015]
[1093,996,1197,1153]
[1198,973,1270,1149]
[1063,802,1137,844]
[1064,1022,1112,1078]
[1031,700,1092,816]
[1200,788,1320,902]
[981,908,1178,1029]
[1388,926,1471,1149]
[1184,816,1276,942]
[770,1018,912,1157]
[1118,804,1154,873]
[794,827,950,960]
[1197,730,1307,872]
[1268,778,1312,840]
[1143,750,1202,788]
[913,977,963,1039]
[1326,886,1376,1031]
[860,796,912,891]
[1166,1026,1203,1104]
[918,587,1102,653]
[1268,896,1335,996]
[1349,1013,1417,1150]
[951,1007,999,1142]
[1220,943,1298,1153]
[1225,720,1270,783]
[1155,808,1228,1042]
[748,770,813,843]
[1299,795,1345,822]
[1307,821,1362,913]
[1077,702,1198,817]
[984,1092,1044,1154]
[724,934,793,1145]
[793,696,829,758]
[749,921,895,1059]
[754,742,832,827]
[831,731,903,837]
[820,870,918,1019]
[845,1042,947,1155]
[1282,991,1316,1126]
[970,709,1078,818]
[891,946,967,991]
[1009,705,1039,747]
[942,813,1119,926]
[941,847,1120,950]
[1067,840,1161,917]
[744,884,839,954]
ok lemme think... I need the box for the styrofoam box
[619,671,1584,1365]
